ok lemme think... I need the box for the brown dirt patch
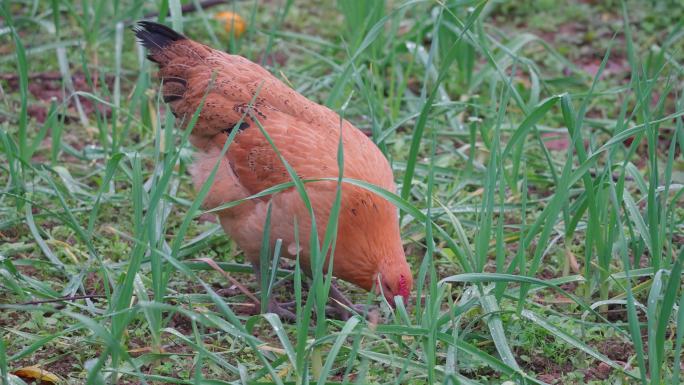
[0,71,114,123]
[168,311,194,335]
[584,361,613,381]
[596,338,634,362]
[520,353,573,384]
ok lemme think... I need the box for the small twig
[18,294,106,306]
[143,0,230,19]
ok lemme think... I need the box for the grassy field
[1,0,683,384]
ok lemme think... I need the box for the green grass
[1,0,683,384]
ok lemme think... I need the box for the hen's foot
[328,283,369,320]
[327,302,368,321]
[263,299,297,321]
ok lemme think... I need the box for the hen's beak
[385,293,396,307]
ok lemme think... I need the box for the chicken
[133,21,412,319]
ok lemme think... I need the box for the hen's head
[377,257,413,307]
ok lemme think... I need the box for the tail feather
[133,21,186,51]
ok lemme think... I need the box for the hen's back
[136,22,393,200]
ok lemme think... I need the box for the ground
[0,1,683,384]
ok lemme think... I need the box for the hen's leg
[276,277,367,320]
[251,261,296,321]
[327,281,367,320]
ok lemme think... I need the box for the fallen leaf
[13,366,61,384]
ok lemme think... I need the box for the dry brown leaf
[13,366,61,384]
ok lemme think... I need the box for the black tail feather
[133,21,186,51]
